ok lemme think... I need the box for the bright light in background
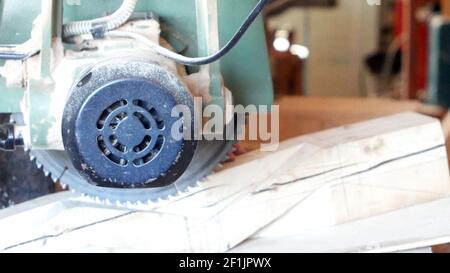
[290,44,310,59]
[273,29,291,52]
[273,28,310,59]
[273,37,290,52]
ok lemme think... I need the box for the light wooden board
[234,197,450,253]
[0,112,449,252]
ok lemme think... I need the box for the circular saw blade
[29,139,234,204]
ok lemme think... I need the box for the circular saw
[0,0,273,204]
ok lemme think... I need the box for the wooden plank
[235,197,450,253]
[0,112,448,252]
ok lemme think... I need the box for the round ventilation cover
[62,59,196,189]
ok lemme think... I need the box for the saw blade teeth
[168,190,182,200]
[186,184,201,195]
[83,195,95,203]
[29,155,36,162]
[199,177,209,184]
[28,140,237,206]
[166,195,176,202]
[190,186,200,193]
[102,198,110,205]
[159,194,170,202]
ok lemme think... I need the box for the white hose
[63,0,138,38]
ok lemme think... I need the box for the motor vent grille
[96,99,166,167]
